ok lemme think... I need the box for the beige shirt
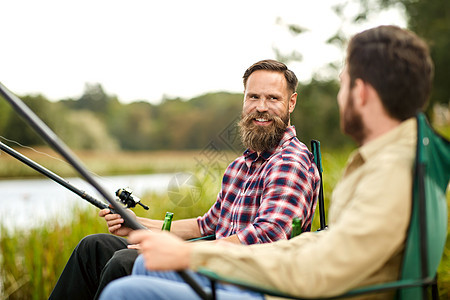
[191,118,417,299]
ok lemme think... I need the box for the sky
[1,1,406,104]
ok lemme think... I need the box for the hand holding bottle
[128,229,191,271]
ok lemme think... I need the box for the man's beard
[238,111,289,153]
[341,94,365,145]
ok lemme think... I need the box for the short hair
[243,59,298,94]
[347,25,434,120]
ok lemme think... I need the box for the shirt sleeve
[196,192,221,236]
[191,157,412,298]
[197,159,238,237]
[236,159,318,244]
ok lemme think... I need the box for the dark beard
[238,111,289,153]
[342,94,365,145]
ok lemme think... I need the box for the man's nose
[256,99,269,113]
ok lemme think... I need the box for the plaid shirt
[197,126,320,244]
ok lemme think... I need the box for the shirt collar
[344,118,416,176]
[358,117,416,161]
[243,126,297,164]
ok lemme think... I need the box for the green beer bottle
[290,217,302,238]
[161,212,174,231]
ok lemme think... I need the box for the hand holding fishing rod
[104,188,150,236]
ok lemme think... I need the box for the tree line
[0,80,355,152]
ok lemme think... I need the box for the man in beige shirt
[99,25,434,299]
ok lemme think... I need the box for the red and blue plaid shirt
[197,126,320,244]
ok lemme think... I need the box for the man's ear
[353,79,368,107]
[288,92,298,113]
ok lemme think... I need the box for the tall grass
[0,165,224,299]
[0,205,108,300]
[0,148,219,179]
[0,148,449,299]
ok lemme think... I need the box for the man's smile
[253,117,273,126]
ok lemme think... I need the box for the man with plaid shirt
[49,59,320,300]
[197,125,318,244]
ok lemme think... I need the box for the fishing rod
[0,82,146,230]
[0,141,149,210]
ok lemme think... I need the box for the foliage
[382,0,450,107]
[0,99,12,131]
[1,94,64,146]
[332,0,450,109]
[60,110,120,150]
[292,79,355,149]
[0,206,108,300]
[0,147,224,179]
[0,162,224,299]
[61,83,120,115]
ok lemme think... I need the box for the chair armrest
[197,268,432,299]
[197,268,303,299]
[187,235,216,242]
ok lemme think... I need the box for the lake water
[0,173,175,231]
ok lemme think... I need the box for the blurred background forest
[0,0,449,153]
[1,0,450,299]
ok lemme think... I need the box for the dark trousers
[48,233,139,300]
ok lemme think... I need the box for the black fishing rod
[0,82,146,230]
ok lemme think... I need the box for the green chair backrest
[398,113,450,299]
[311,140,327,231]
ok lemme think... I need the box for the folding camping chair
[182,113,450,299]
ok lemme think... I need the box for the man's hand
[129,230,192,271]
[99,208,135,237]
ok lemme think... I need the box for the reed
[0,148,228,179]
[0,205,107,300]
[0,165,225,299]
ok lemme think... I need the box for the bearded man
[49,59,320,300]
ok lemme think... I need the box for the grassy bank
[0,147,230,178]
[0,171,222,299]
[0,206,107,299]
[0,148,449,299]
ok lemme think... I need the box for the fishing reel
[115,187,149,210]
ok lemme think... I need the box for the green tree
[60,110,119,150]
[0,95,13,134]
[107,101,159,150]
[62,83,120,116]
[187,92,243,151]
[292,79,354,149]
[2,94,61,146]
[333,0,450,108]
[386,0,449,106]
